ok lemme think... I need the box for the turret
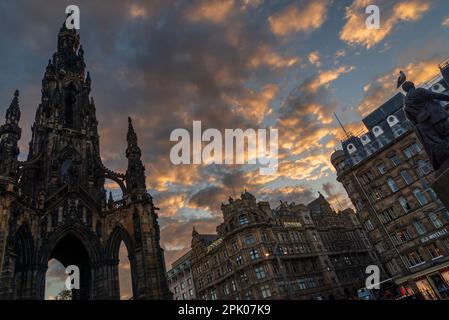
[125,117,146,193]
[0,90,22,178]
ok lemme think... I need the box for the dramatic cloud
[2,0,449,289]
[357,58,440,116]
[269,0,330,36]
[340,0,431,49]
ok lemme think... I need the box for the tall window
[359,171,374,184]
[377,163,386,175]
[413,220,426,235]
[365,219,374,231]
[398,197,412,212]
[426,244,443,259]
[380,207,397,223]
[260,285,271,298]
[249,249,260,260]
[210,289,217,300]
[417,160,432,176]
[244,234,256,245]
[400,170,413,185]
[403,143,422,159]
[254,266,266,280]
[429,213,443,228]
[239,214,249,225]
[413,188,428,206]
[406,251,425,267]
[389,154,401,166]
[387,178,399,193]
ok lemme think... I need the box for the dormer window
[239,214,249,225]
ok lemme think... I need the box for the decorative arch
[105,225,137,299]
[11,223,36,299]
[42,223,102,265]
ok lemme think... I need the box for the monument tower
[0,20,171,299]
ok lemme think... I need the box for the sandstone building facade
[331,70,449,300]
[190,191,380,300]
[0,21,171,299]
[167,251,197,300]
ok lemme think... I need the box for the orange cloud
[357,58,440,116]
[186,0,235,24]
[340,0,431,49]
[249,46,300,69]
[307,65,355,92]
[269,0,330,36]
[308,51,321,67]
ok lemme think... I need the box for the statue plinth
[432,159,449,210]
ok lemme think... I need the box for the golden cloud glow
[340,0,430,49]
[357,58,440,116]
[249,46,300,69]
[186,0,235,24]
[307,65,355,92]
[269,0,330,36]
[308,51,321,67]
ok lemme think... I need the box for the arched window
[118,241,132,300]
[387,177,399,193]
[413,188,428,206]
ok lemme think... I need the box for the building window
[371,188,383,201]
[260,285,271,298]
[223,284,230,296]
[443,210,449,222]
[231,240,239,252]
[387,178,399,193]
[389,154,401,166]
[429,213,444,228]
[377,163,386,175]
[297,279,307,290]
[261,232,269,242]
[403,143,422,159]
[380,207,397,223]
[239,214,249,225]
[240,273,248,283]
[308,278,317,288]
[210,289,217,300]
[417,160,432,176]
[396,229,411,243]
[249,249,260,260]
[400,170,413,185]
[244,290,252,300]
[255,266,266,280]
[174,286,179,293]
[189,289,194,297]
[413,220,426,235]
[181,282,186,289]
[426,243,443,259]
[236,256,243,266]
[406,251,425,267]
[365,219,374,231]
[231,280,237,291]
[187,278,192,286]
[359,171,374,184]
[244,234,256,245]
[413,188,428,206]
[398,197,412,212]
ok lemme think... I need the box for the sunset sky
[1,0,449,298]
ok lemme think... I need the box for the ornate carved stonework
[0,21,171,300]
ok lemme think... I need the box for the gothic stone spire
[125,117,146,192]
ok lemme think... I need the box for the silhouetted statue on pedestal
[398,71,449,171]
